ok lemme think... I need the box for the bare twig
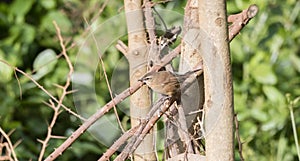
[177,104,194,153]
[0,142,12,161]
[144,0,157,44]
[144,0,161,68]
[14,70,22,100]
[115,40,128,56]
[0,128,18,161]
[286,94,300,160]
[99,97,164,161]
[87,19,126,133]
[44,78,144,160]
[38,21,77,161]
[115,97,176,161]
[0,59,86,122]
[234,114,244,161]
[98,126,139,161]
[90,0,109,24]
[228,4,259,41]
[112,97,166,160]
[38,100,61,161]
[81,0,109,37]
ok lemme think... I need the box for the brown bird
[138,69,201,97]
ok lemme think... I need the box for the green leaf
[251,63,277,85]
[0,61,13,83]
[39,0,56,10]
[32,49,57,80]
[262,85,285,104]
[231,38,245,63]
[41,11,72,34]
[10,0,35,23]
[0,50,13,83]
[21,24,36,43]
[251,107,268,122]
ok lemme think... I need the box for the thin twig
[14,70,22,100]
[115,97,176,161]
[86,19,126,133]
[115,40,128,56]
[0,60,86,122]
[98,126,139,161]
[234,114,244,161]
[286,95,300,160]
[114,97,166,160]
[90,0,109,24]
[144,0,161,67]
[81,0,109,37]
[0,128,18,161]
[144,0,157,43]
[38,21,77,161]
[177,104,194,153]
[38,100,60,161]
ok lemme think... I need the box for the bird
[138,69,201,97]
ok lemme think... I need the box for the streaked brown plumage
[139,69,201,96]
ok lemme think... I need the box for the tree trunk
[124,0,157,160]
[197,0,234,160]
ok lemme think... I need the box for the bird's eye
[143,77,151,81]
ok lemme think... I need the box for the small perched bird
[138,69,201,97]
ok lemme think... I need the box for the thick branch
[198,0,234,160]
[124,0,155,160]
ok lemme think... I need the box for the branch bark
[123,0,156,160]
[198,0,234,160]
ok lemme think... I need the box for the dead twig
[98,126,139,161]
[0,59,86,122]
[0,128,18,161]
[228,4,259,41]
[234,114,244,161]
[115,97,176,161]
[86,18,126,133]
[38,21,77,161]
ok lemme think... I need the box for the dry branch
[0,128,18,161]
[38,21,76,161]
[228,4,259,41]
[234,114,244,161]
[98,126,139,161]
[114,97,177,161]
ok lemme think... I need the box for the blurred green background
[0,0,299,160]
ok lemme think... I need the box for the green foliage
[0,0,111,160]
[0,0,299,160]
[228,0,300,160]
[32,49,57,80]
